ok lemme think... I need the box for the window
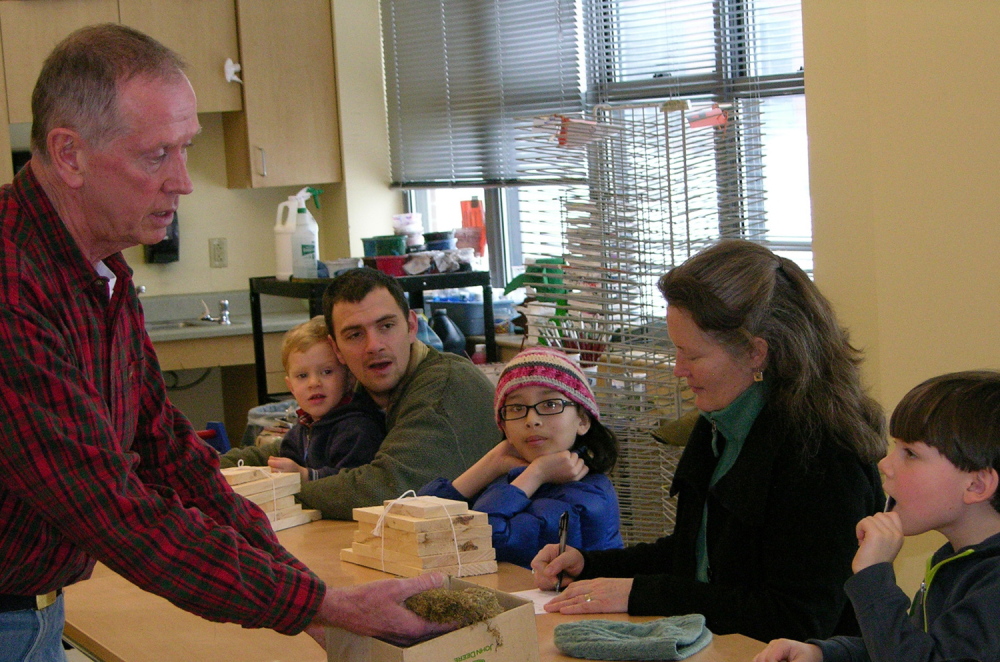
[383,0,810,284]
[582,0,811,271]
[383,1,810,544]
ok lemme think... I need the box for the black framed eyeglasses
[499,399,578,421]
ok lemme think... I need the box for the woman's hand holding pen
[531,543,632,614]
[531,543,585,590]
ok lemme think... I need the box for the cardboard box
[325,577,540,662]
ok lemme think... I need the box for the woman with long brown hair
[532,239,886,643]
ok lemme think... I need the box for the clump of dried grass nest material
[405,586,504,626]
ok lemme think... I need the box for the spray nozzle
[293,186,324,210]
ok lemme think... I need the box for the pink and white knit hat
[494,346,599,427]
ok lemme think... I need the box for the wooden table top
[64,520,764,661]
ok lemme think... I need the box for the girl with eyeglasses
[418,346,623,567]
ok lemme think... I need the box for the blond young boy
[219,316,384,482]
[755,371,1000,662]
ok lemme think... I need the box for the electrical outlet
[209,238,228,268]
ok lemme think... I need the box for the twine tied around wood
[236,459,281,518]
[373,490,465,577]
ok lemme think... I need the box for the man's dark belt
[0,589,61,613]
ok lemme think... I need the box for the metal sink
[145,319,249,330]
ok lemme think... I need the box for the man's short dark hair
[891,370,1000,513]
[323,268,409,336]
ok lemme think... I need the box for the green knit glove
[553,614,712,661]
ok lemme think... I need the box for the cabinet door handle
[257,146,267,177]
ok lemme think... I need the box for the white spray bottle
[274,187,322,280]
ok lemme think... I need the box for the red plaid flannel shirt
[0,165,324,634]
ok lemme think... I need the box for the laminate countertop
[141,289,309,343]
[145,312,308,343]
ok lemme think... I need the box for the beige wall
[327,0,400,259]
[805,0,1000,407]
[803,0,1000,594]
[124,113,301,296]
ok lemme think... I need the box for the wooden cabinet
[0,0,119,124]
[0,0,241,121]
[0,0,342,190]
[222,0,342,188]
[118,0,242,114]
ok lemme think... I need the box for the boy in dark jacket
[755,371,1000,662]
[220,316,384,482]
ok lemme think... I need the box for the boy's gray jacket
[814,530,1000,661]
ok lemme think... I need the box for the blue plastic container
[426,237,457,251]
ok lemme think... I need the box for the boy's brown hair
[281,316,338,373]
[890,370,1000,512]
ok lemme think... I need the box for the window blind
[571,0,809,257]
[586,0,804,104]
[381,0,583,187]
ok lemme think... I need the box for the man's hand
[309,572,457,647]
[853,511,904,573]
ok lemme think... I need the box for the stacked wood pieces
[221,466,321,532]
[340,496,497,578]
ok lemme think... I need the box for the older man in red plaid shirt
[0,24,448,660]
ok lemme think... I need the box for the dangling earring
[753,370,764,382]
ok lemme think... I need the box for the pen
[555,510,569,592]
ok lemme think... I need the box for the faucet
[199,299,232,324]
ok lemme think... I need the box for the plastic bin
[241,399,298,447]
[363,255,408,276]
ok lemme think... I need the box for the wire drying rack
[513,101,749,544]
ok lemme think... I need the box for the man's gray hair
[30,23,187,159]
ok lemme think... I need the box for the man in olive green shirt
[297,268,499,519]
